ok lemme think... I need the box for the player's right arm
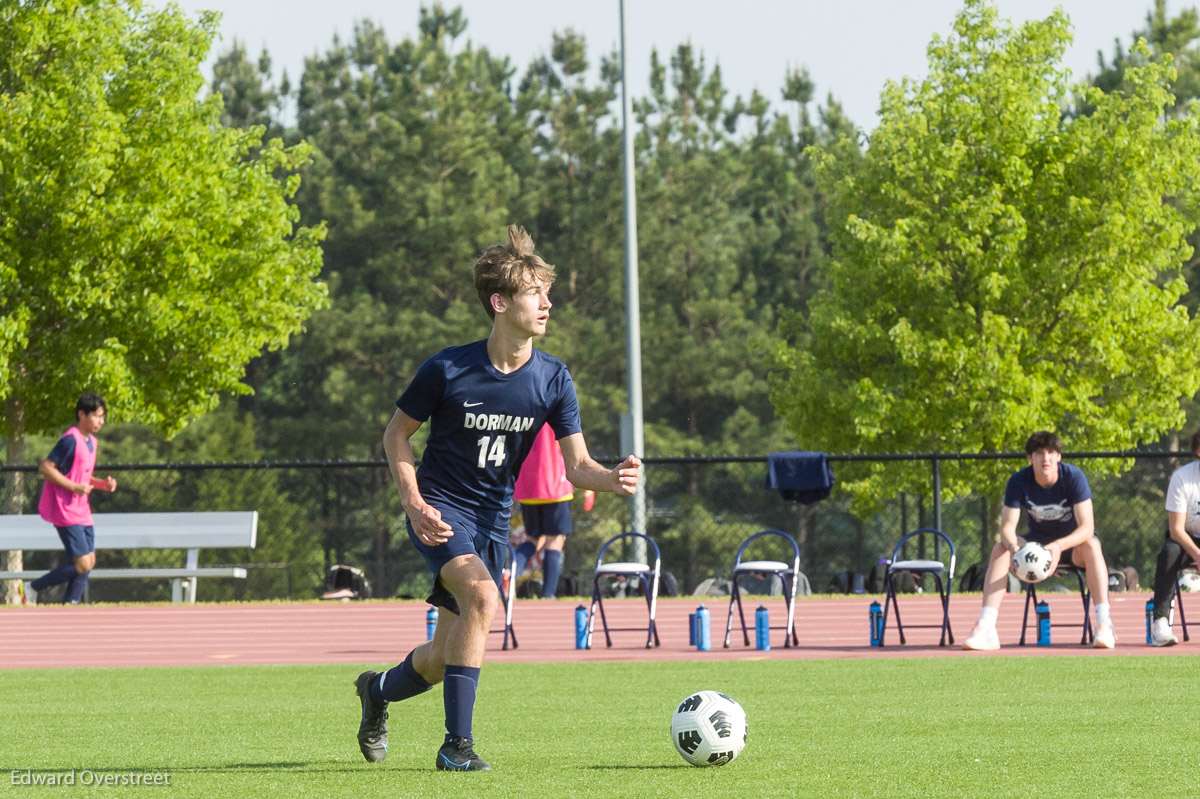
[37,459,90,495]
[997,506,1022,556]
[1168,510,1200,563]
[383,408,452,545]
[1165,470,1200,562]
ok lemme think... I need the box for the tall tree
[272,6,534,592]
[636,45,764,458]
[514,31,626,450]
[210,41,287,136]
[770,0,1200,508]
[279,6,532,462]
[0,0,326,598]
[208,40,293,427]
[630,45,794,587]
[730,72,825,317]
[1085,1,1200,328]
[1080,0,1200,563]
[1090,0,1200,114]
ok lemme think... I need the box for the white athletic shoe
[962,624,1000,651]
[1093,619,1116,649]
[20,581,36,606]
[1150,617,1178,647]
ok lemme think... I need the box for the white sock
[977,606,999,628]
[1095,603,1110,625]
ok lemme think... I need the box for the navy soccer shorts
[520,500,573,538]
[407,510,506,617]
[55,524,95,560]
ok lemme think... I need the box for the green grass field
[4,656,1200,798]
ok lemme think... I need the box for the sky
[169,0,1172,130]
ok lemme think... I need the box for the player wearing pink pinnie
[24,393,118,605]
[512,423,592,599]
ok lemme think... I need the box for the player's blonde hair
[474,225,555,318]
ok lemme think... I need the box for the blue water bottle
[1036,600,1051,646]
[425,606,438,641]
[688,611,697,646]
[1146,600,1155,644]
[869,600,882,646]
[755,604,771,651]
[574,604,588,649]
[695,603,711,651]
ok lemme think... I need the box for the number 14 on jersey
[476,435,507,468]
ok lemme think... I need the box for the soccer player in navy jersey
[354,225,642,771]
[963,430,1116,651]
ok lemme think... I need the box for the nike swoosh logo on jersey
[463,401,483,407]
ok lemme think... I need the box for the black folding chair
[723,529,800,649]
[879,528,956,646]
[1019,564,1092,646]
[585,532,661,649]
[1171,571,1194,642]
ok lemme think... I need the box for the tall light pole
[618,0,646,559]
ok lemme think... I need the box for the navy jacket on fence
[765,451,834,505]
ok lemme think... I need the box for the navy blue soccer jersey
[397,339,582,542]
[1003,462,1092,540]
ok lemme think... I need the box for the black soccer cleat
[436,737,492,771]
[354,670,388,763]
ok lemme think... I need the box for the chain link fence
[0,450,1186,602]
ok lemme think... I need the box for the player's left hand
[103,476,117,492]
[611,455,642,495]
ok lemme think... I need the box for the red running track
[0,592,1185,670]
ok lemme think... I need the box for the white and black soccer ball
[1011,542,1053,584]
[670,690,747,767]
[1179,572,1200,593]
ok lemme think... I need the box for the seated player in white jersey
[1148,428,1200,646]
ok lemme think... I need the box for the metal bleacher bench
[0,511,258,603]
